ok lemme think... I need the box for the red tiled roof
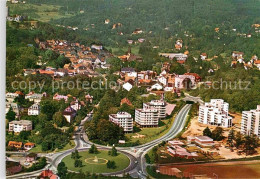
[120,98,132,106]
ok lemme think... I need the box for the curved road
[7,104,192,178]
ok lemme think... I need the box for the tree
[41,141,50,151]
[53,111,67,127]
[57,162,67,178]
[40,100,59,120]
[110,146,118,156]
[212,127,224,141]
[106,160,116,169]
[89,144,98,154]
[227,129,235,147]
[235,132,244,149]
[74,159,83,168]
[203,127,212,138]
[19,131,31,141]
[6,107,16,122]
[71,149,80,159]
[244,135,259,155]
[145,154,151,164]
[164,92,176,103]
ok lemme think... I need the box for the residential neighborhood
[4,0,260,178]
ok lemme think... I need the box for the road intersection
[7,104,192,179]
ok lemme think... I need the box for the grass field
[125,117,175,145]
[8,3,74,22]
[62,150,130,173]
[110,45,140,55]
[30,140,75,153]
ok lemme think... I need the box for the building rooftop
[195,136,213,141]
[9,120,32,125]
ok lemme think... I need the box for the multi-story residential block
[109,112,133,132]
[241,105,260,137]
[135,106,159,127]
[198,99,232,128]
[144,100,166,119]
[9,120,32,133]
[28,103,40,116]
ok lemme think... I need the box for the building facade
[198,99,232,128]
[9,120,32,133]
[144,100,166,119]
[28,103,40,115]
[241,105,260,137]
[109,112,133,132]
[135,106,159,127]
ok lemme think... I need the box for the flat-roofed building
[241,105,260,137]
[109,112,133,132]
[198,99,232,128]
[9,120,32,133]
[144,100,166,119]
[135,106,159,127]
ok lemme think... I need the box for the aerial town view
[4,0,260,178]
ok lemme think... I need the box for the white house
[28,103,40,116]
[91,44,103,50]
[6,102,20,116]
[63,106,76,123]
[123,82,133,91]
[151,83,163,90]
[25,92,46,103]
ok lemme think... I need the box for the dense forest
[14,0,259,58]
[6,0,260,113]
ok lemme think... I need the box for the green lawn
[8,3,74,22]
[110,45,140,55]
[125,117,175,144]
[30,140,75,153]
[62,150,130,173]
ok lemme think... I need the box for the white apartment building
[241,105,260,137]
[144,100,166,119]
[135,106,159,127]
[109,112,133,132]
[198,99,232,128]
[9,120,32,133]
[28,103,40,116]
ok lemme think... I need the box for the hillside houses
[30,39,113,78]
[119,67,201,94]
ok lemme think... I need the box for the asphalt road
[134,104,192,178]
[7,104,192,178]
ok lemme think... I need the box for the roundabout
[62,150,130,173]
